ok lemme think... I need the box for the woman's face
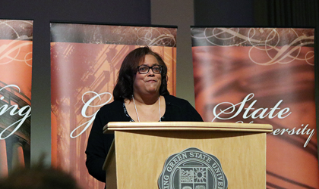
[133,54,162,97]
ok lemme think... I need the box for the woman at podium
[85,46,203,183]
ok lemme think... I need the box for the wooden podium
[103,122,272,189]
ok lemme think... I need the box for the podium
[103,122,272,189]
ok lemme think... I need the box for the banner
[51,23,177,189]
[0,20,33,177]
[191,28,318,188]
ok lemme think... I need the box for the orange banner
[51,23,177,189]
[0,20,33,177]
[191,28,318,189]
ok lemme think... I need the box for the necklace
[132,95,161,122]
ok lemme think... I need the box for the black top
[85,95,203,182]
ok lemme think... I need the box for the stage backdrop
[191,28,318,189]
[0,20,33,177]
[50,23,177,189]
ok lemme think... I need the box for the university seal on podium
[158,148,228,189]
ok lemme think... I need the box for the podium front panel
[113,130,266,189]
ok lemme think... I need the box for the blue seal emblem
[158,148,228,189]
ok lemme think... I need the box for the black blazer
[85,95,203,182]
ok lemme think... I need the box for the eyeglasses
[137,65,162,74]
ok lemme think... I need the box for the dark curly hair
[0,162,81,189]
[113,46,169,100]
